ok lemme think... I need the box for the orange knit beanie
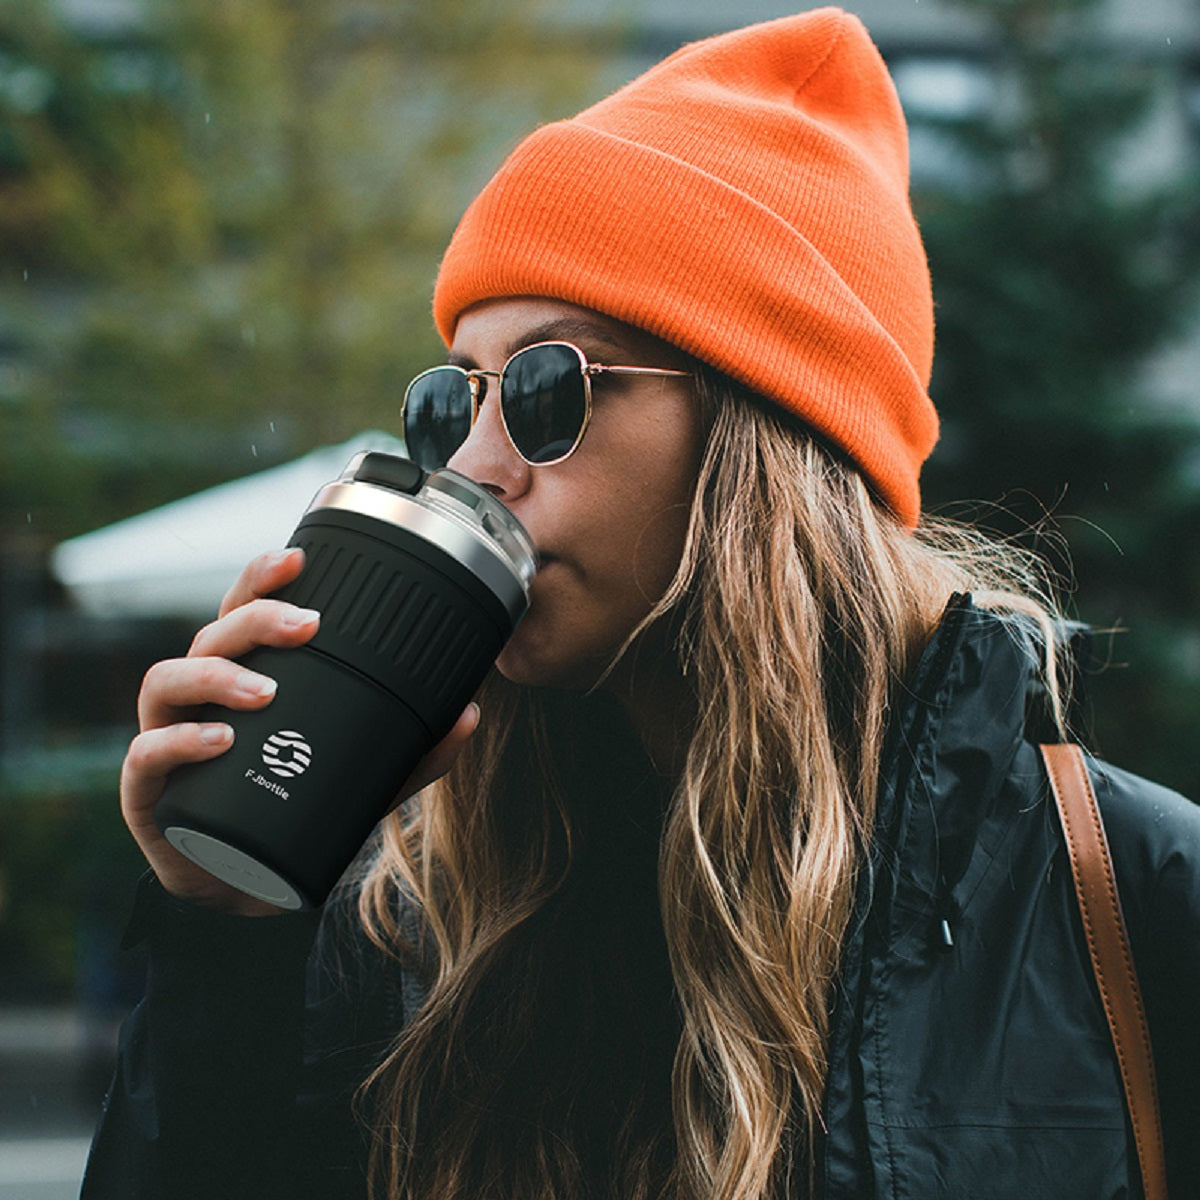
[433,7,938,525]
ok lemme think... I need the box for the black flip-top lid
[352,452,425,496]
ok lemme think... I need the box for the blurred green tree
[1,0,596,544]
[914,0,1200,794]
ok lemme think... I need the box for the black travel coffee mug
[153,451,536,910]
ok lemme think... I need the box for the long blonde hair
[355,369,1067,1199]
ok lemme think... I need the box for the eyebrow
[447,316,632,369]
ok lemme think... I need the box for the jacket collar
[873,594,1066,917]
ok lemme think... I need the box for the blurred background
[1,0,1198,1193]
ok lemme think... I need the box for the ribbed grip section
[274,516,512,730]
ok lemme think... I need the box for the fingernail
[201,723,233,745]
[236,671,277,698]
[281,607,320,629]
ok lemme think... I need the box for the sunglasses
[402,340,692,470]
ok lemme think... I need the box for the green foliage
[914,0,1200,794]
[1,0,598,544]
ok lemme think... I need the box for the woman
[84,9,1200,1199]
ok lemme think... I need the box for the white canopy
[52,432,406,620]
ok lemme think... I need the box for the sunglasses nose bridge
[467,368,501,404]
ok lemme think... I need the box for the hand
[120,547,479,915]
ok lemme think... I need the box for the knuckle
[140,658,172,696]
[252,548,282,573]
[219,578,249,614]
[189,656,230,694]
[124,731,158,774]
[219,551,282,615]
[188,620,219,656]
[193,656,220,683]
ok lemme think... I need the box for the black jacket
[82,599,1200,1198]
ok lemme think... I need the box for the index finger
[218,547,305,619]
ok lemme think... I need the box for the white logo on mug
[261,730,313,779]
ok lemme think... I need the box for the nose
[445,385,532,502]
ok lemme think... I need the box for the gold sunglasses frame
[402,340,692,468]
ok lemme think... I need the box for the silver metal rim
[307,473,534,623]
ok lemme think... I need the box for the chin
[494,633,615,692]
[495,652,603,692]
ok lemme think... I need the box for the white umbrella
[51,431,406,621]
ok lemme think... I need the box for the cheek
[494,399,702,687]
[631,498,693,586]
[572,478,690,598]
[601,448,698,603]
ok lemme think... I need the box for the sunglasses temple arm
[590,365,692,379]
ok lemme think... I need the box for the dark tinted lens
[403,368,474,470]
[501,343,587,464]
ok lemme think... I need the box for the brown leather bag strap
[1040,742,1167,1200]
